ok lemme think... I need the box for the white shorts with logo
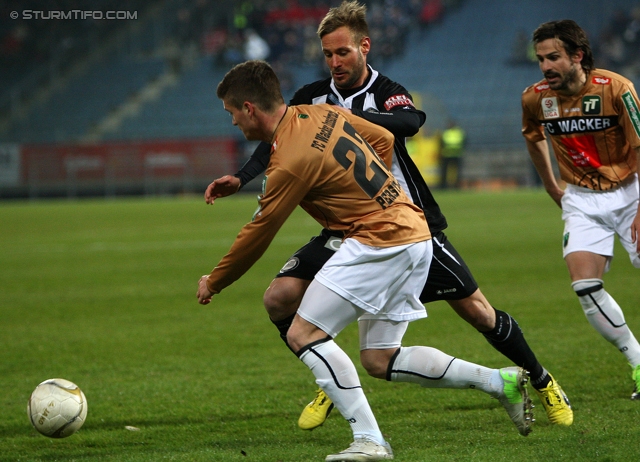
[296,237,431,349]
[315,238,432,321]
[561,174,640,270]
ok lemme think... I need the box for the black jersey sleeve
[234,141,271,188]
[353,76,426,138]
[351,107,425,138]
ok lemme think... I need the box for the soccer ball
[27,378,88,438]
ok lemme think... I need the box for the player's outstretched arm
[204,175,241,204]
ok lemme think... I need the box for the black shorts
[419,231,478,303]
[275,229,478,303]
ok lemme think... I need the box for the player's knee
[360,350,393,379]
[285,326,304,352]
[572,278,604,296]
[263,281,302,320]
[572,278,605,314]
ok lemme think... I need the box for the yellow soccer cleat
[534,374,573,425]
[298,388,334,430]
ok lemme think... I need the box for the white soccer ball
[27,378,88,438]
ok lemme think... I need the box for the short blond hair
[317,0,369,44]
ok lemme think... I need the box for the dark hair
[216,60,284,112]
[532,20,594,72]
[317,0,369,44]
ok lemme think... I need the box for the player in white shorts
[522,20,640,399]
[562,176,640,269]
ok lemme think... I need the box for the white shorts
[315,238,432,322]
[297,282,410,350]
[561,174,640,270]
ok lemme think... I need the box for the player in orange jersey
[198,60,532,461]
[522,19,640,400]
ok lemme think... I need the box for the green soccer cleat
[325,437,394,461]
[298,388,334,430]
[533,374,573,425]
[498,367,534,436]
[631,364,640,400]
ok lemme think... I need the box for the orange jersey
[522,68,640,190]
[207,104,430,294]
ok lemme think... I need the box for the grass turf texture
[1,190,638,461]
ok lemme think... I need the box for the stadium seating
[1,0,637,151]
[391,0,639,151]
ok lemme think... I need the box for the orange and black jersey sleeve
[206,104,430,295]
[235,67,448,234]
[522,68,640,190]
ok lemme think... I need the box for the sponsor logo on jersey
[592,76,611,85]
[535,82,550,93]
[582,96,601,115]
[542,116,617,135]
[383,94,414,111]
[622,91,640,138]
[561,135,602,168]
[542,97,559,118]
[298,114,309,119]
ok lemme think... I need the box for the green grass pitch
[1,190,638,461]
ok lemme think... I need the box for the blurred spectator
[243,29,270,60]
[594,6,640,81]
[438,119,466,189]
[508,30,536,65]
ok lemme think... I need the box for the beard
[334,53,366,89]
[545,64,579,91]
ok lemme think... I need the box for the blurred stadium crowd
[595,6,640,81]
[0,0,456,113]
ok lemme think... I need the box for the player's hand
[204,175,241,204]
[547,187,564,208]
[631,207,640,253]
[197,275,213,305]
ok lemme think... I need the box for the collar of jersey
[330,65,379,109]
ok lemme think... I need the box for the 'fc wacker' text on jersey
[522,68,640,191]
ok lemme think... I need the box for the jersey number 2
[332,121,389,198]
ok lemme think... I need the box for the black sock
[272,314,296,353]
[482,309,550,389]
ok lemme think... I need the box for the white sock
[573,279,640,366]
[389,346,503,398]
[299,340,384,444]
